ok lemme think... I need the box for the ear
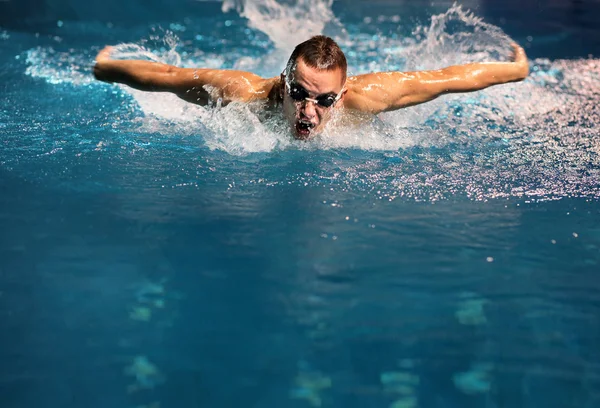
[338,87,348,105]
[279,73,285,99]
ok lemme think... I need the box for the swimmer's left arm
[345,43,529,114]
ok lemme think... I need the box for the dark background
[1,0,599,59]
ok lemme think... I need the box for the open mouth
[295,119,315,139]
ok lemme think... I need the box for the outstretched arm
[93,46,277,105]
[344,43,529,114]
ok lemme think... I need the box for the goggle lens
[289,84,337,108]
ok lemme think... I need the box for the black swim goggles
[286,82,344,108]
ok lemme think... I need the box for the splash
[222,0,346,75]
[25,46,95,85]
[409,3,512,69]
[222,0,341,52]
[110,30,183,66]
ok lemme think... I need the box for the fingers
[96,45,114,62]
[509,42,526,63]
[509,42,529,79]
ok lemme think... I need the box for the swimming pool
[1,0,600,407]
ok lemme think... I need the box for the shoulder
[255,76,282,103]
[341,74,398,113]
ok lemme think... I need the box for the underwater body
[1,0,600,407]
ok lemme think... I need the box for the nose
[301,99,317,118]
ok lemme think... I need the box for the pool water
[1,1,600,407]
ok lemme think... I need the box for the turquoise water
[2,1,600,407]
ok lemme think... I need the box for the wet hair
[285,35,347,82]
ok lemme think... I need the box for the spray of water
[222,0,342,53]
[25,46,95,85]
[410,4,512,68]
[222,0,347,75]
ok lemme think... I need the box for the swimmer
[93,35,529,140]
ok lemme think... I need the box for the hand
[94,45,115,80]
[509,42,527,63]
[509,42,529,79]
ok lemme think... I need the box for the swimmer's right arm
[93,46,277,105]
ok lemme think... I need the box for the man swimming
[93,35,529,140]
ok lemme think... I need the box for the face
[282,58,346,140]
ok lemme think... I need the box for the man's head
[281,35,348,140]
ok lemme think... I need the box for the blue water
[2,1,600,407]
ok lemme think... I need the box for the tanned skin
[93,42,529,138]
